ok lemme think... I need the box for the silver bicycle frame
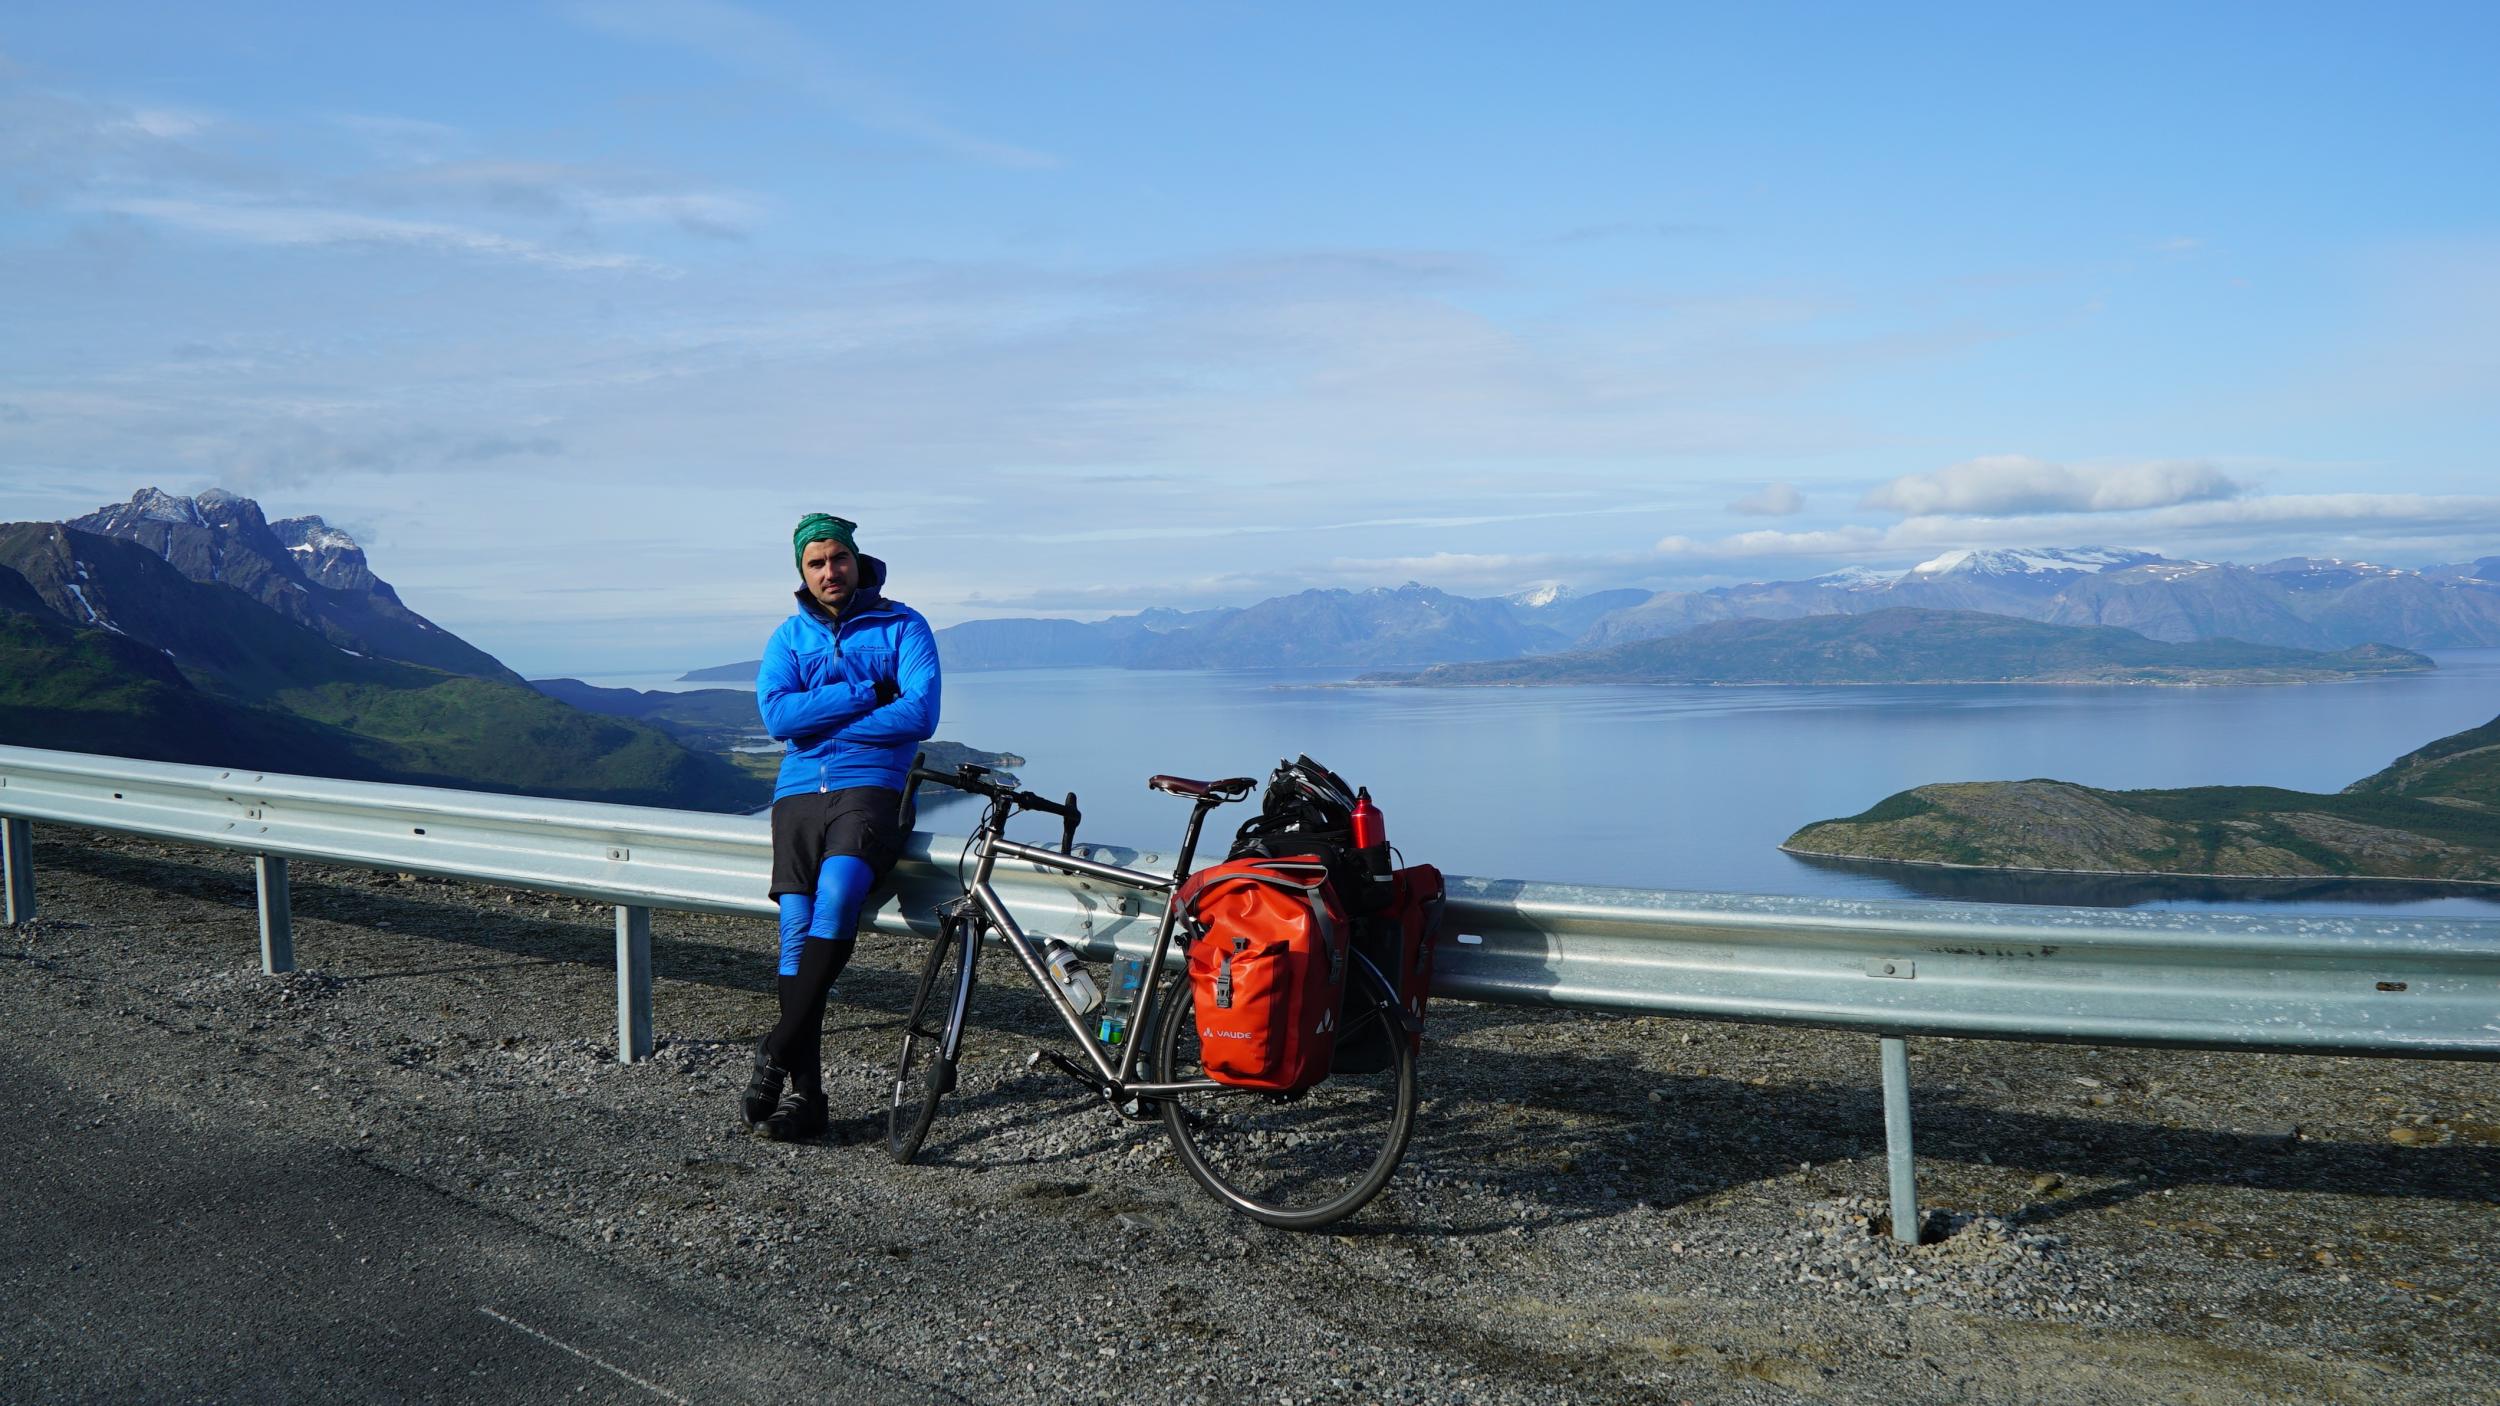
[966,826,1227,1098]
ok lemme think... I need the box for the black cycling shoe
[762,1086,829,1142]
[740,1045,788,1128]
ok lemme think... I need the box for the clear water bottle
[1097,954,1147,1045]
[1044,940,1102,1015]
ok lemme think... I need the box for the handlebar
[906,760,1083,854]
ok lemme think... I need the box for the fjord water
[915,651,2500,916]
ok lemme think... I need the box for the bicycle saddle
[1148,774,1256,801]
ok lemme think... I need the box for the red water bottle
[1350,786,1384,849]
[1350,787,1394,888]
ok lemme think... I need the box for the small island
[1783,713,2500,886]
[1368,609,2435,687]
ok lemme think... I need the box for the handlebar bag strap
[1177,856,1348,1093]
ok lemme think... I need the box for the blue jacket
[756,554,941,801]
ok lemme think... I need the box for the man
[745,513,940,1139]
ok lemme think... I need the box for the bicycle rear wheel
[1151,972,1417,1230]
[888,908,975,1164]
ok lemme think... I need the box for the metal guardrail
[5,742,2498,1243]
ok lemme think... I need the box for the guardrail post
[615,905,653,1064]
[254,855,294,974]
[1880,1035,1920,1245]
[2,816,32,926]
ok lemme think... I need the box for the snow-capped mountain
[1584,546,2500,651]
[1904,546,2168,579]
[0,501,756,810]
[688,545,2500,678]
[1803,565,1908,591]
[1500,583,1652,641]
[272,514,378,592]
[65,488,514,680]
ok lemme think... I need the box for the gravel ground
[6,825,2498,1404]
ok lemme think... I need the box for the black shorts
[769,786,905,898]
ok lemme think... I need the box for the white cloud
[94,197,671,273]
[1728,481,1803,516]
[113,107,214,140]
[4,72,756,262]
[2087,492,2500,535]
[332,113,465,160]
[388,160,762,239]
[1655,526,1887,560]
[1862,455,2243,515]
[567,0,1059,170]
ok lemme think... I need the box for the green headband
[792,513,859,569]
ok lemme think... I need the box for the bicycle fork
[927,905,983,1096]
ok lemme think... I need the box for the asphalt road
[0,1050,946,1405]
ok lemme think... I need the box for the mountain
[1580,548,2160,647]
[2250,558,2500,650]
[1583,547,2500,651]
[684,586,1582,676]
[932,617,1124,671]
[1,508,760,811]
[1502,585,1652,642]
[675,544,2500,680]
[1782,711,2500,886]
[68,488,519,681]
[1379,609,2434,687]
[2032,560,2328,647]
[1123,583,1564,668]
[678,658,762,683]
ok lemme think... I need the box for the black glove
[874,678,902,706]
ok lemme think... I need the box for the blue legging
[777,855,875,976]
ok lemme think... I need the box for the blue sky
[3,2,2496,674]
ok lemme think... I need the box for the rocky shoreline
[1777,841,2500,890]
[6,824,2497,1403]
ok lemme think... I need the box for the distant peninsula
[1366,610,2435,687]
[1783,712,2500,886]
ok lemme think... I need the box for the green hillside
[0,606,382,778]
[1783,711,2500,885]
[2346,714,2500,808]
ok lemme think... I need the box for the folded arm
[835,614,941,747]
[755,629,880,741]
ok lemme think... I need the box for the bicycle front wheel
[888,909,975,1164]
[1151,973,1418,1230]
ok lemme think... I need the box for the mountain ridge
[680,546,2498,679]
[1368,609,2436,687]
[3,495,761,809]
